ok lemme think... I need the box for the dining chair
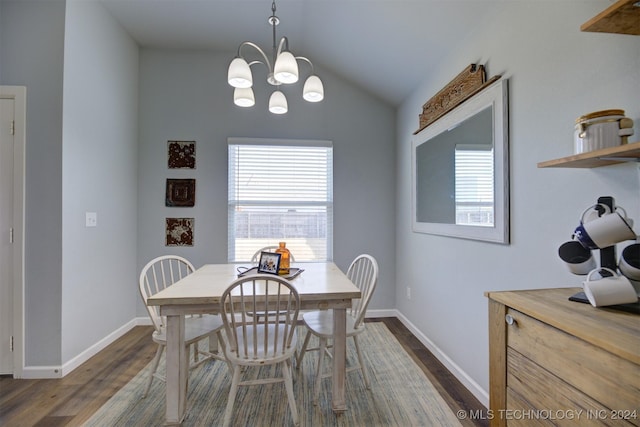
[295,253,379,403]
[219,274,300,427]
[250,245,296,263]
[138,255,228,398]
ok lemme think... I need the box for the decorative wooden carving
[166,179,196,207]
[165,218,194,246]
[414,64,499,135]
[168,140,196,169]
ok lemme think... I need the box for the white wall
[136,49,396,316]
[61,1,139,363]
[396,1,640,404]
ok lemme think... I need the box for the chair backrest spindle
[220,274,299,364]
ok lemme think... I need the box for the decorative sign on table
[168,140,196,169]
[166,179,196,207]
[414,64,500,135]
[165,217,194,246]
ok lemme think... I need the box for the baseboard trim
[20,317,150,379]
[364,308,397,318]
[19,365,65,379]
[394,310,489,407]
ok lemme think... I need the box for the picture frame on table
[257,252,281,274]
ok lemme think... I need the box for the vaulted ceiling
[99,0,506,106]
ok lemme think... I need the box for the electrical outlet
[406,287,411,299]
[85,212,97,227]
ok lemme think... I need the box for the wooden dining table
[147,261,362,425]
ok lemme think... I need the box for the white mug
[582,268,638,307]
[618,243,640,281]
[558,241,596,275]
[628,279,640,298]
[574,206,635,249]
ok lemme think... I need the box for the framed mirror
[411,78,509,244]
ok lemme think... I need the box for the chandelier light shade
[269,90,288,114]
[227,0,324,114]
[303,75,324,102]
[228,58,252,88]
[233,87,255,107]
[273,51,299,84]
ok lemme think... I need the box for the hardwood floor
[0,318,488,426]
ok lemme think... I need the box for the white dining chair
[296,254,379,403]
[219,274,300,427]
[138,255,228,398]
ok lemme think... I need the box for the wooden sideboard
[486,288,639,427]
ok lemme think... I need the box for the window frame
[227,137,334,262]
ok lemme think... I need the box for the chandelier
[227,0,324,114]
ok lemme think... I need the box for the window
[454,144,494,226]
[228,138,333,262]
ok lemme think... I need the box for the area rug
[83,322,463,426]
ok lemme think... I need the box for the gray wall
[1,0,65,366]
[136,49,397,316]
[61,1,139,363]
[1,0,396,371]
[396,0,640,404]
[1,0,139,369]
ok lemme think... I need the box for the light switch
[85,212,97,227]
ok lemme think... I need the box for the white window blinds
[228,139,333,262]
[454,145,494,226]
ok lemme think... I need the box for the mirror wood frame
[411,78,509,244]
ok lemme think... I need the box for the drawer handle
[505,314,517,326]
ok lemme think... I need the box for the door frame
[1,86,26,378]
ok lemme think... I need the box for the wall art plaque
[165,217,194,246]
[168,140,196,169]
[166,178,196,207]
[414,64,500,135]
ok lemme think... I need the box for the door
[0,97,15,373]
[0,86,25,376]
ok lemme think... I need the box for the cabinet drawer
[506,308,640,421]
[507,348,636,426]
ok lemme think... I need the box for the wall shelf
[537,141,640,168]
[581,0,640,35]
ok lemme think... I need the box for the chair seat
[152,314,224,346]
[229,323,298,364]
[302,310,363,338]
